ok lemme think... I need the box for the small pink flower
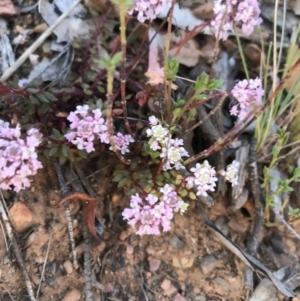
[230,78,264,120]
[0,121,43,192]
[129,0,171,22]
[212,0,262,40]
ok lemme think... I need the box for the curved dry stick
[57,192,99,240]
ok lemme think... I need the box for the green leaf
[29,96,40,105]
[151,151,161,159]
[41,102,50,113]
[130,162,138,170]
[173,108,182,118]
[156,174,164,182]
[27,103,36,115]
[36,93,49,103]
[49,145,58,156]
[207,79,223,90]
[293,166,300,179]
[112,173,124,182]
[118,177,131,188]
[84,89,93,96]
[178,189,188,197]
[27,88,39,93]
[272,144,280,158]
[52,129,62,139]
[166,57,180,81]
[175,97,185,108]
[189,191,196,200]
[188,108,196,119]
[163,171,170,180]
[96,99,103,109]
[195,72,209,92]
[59,154,68,165]
[77,149,88,158]
[111,52,122,66]
[43,91,58,101]
[62,144,69,157]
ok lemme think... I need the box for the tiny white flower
[149,115,158,126]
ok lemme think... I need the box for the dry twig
[65,166,94,301]
[244,137,264,298]
[52,159,78,270]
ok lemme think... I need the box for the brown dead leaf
[244,43,264,66]
[112,109,124,116]
[0,0,17,16]
[145,71,178,90]
[56,192,99,239]
[192,3,214,20]
[228,216,248,233]
[162,30,201,67]
[285,44,300,95]
[56,112,69,117]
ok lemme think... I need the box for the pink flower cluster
[109,132,134,155]
[212,0,262,40]
[65,105,134,154]
[187,161,218,197]
[65,105,109,153]
[0,120,43,192]
[129,0,171,23]
[122,184,188,235]
[230,78,264,120]
[146,116,189,171]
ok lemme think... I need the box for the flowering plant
[212,0,262,40]
[0,120,43,192]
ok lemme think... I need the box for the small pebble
[169,235,184,249]
[62,289,81,301]
[63,260,73,274]
[200,255,219,275]
[9,202,34,232]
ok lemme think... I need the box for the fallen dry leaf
[192,2,214,20]
[0,0,17,16]
[145,71,178,90]
[161,30,201,67]
[244,43,264,66]
[285,44,300,95]
[56,192,99,239]
[228,216,248,233]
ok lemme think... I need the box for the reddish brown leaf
[112,109,124,116]
[136,91,148,107]
[56,192,99,239]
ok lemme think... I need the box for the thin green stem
[235,28,249,80]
